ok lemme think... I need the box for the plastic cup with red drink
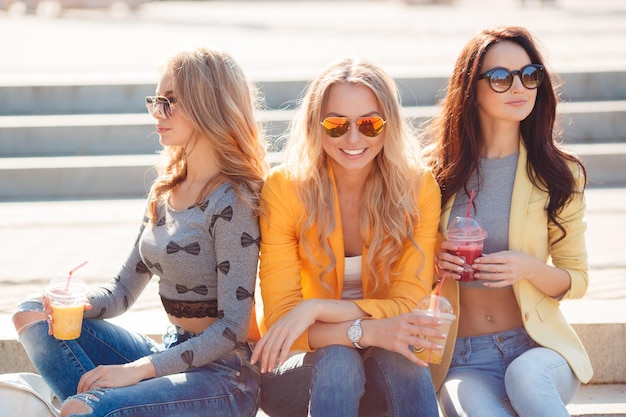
[445,216,487,282]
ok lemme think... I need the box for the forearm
[308,316,384,349]
[306,299,367,349]
[526,260,572,298]
[128,356,156,381]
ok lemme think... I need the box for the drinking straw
[466,189,475,218]
[431,274,446,312]
[65,260,88,293]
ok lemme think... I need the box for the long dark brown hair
[421,26,586,241]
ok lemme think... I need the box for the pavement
[1,0,626,84]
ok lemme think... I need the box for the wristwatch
[347,318,364,349]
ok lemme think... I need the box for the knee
[505,354,548,398]
[311,346,364,387]
[12,309,47,336]
[60,398,92,417]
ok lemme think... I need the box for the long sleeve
[84,210,153,320]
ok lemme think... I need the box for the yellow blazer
[258,163,441,352]
[430,145,593,390]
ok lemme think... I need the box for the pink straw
[466,189,475,218]
[432,274,446,312]
[65,260,88,293]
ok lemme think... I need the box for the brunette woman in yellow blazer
[422,26,593,417]
[251,58,442,417]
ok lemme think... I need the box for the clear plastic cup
[445,216,487,282]
[44,274,87,340]
[413,294,456,364]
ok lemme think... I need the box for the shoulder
[209,182,256,220]
[261,164,297,197]
[414,166,440,197]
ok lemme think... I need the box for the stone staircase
[1,71,625,416]
[1,69,626,200]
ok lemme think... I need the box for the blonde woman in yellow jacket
[250,58,442,417]
[422,26,592,417]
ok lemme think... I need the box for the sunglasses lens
[321,117,350,137]
[487,69,513,93]
[145,96,173,118]
[521,65,543,89]
[356,117,386,137]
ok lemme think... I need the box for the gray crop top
[85,182,260,377]
[449,152,519,288]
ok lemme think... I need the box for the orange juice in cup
[413,294,456,364]
[45,274,87,340]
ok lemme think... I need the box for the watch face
[348,323,362,342]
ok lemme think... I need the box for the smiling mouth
[341,148,366,156]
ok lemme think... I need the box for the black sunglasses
[145,96,177,118]
[478,64,544,93]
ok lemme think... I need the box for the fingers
[77,369,101,393]
[253,328,294,374]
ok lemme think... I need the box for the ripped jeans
[15,300,260,417]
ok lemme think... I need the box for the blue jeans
[15,300,260,417]
[259,344,439,417]
[439,327,580,417]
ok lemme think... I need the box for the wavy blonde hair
[284,58,425,294]
[147,48,267,222]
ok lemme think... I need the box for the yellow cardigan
[258,163,441,352]
[430,145,593,390]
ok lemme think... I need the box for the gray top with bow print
[85,182,260,377]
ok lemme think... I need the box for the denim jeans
[259,344,439,417]
[15,300,261,417]
[439,327,580,417]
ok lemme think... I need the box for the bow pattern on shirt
[166,241,201,255]
[175,284,209,296]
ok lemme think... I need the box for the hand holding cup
[44,272,88,340]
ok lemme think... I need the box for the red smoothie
[450,242,484,281]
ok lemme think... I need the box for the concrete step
[1,102,624,159]
[0,333,622,416]
[1,319,624,416]
[0,110,293,157]
[1,70,625,115]
[568,384,626,417]
[0,143,624,200]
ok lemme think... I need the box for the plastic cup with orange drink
[413,294,456,364]
[44,271,88,340]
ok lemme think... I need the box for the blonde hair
[285,58,425,294]
[147,48,267,222]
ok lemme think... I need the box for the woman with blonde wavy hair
[251,58,442,417]
[13,47,267,417]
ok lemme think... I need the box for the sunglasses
[145,96,177,118]
[320,116,386,138]
[478,64,544,93]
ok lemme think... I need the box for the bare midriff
[457,286,523,337]
[168,315,218,334]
